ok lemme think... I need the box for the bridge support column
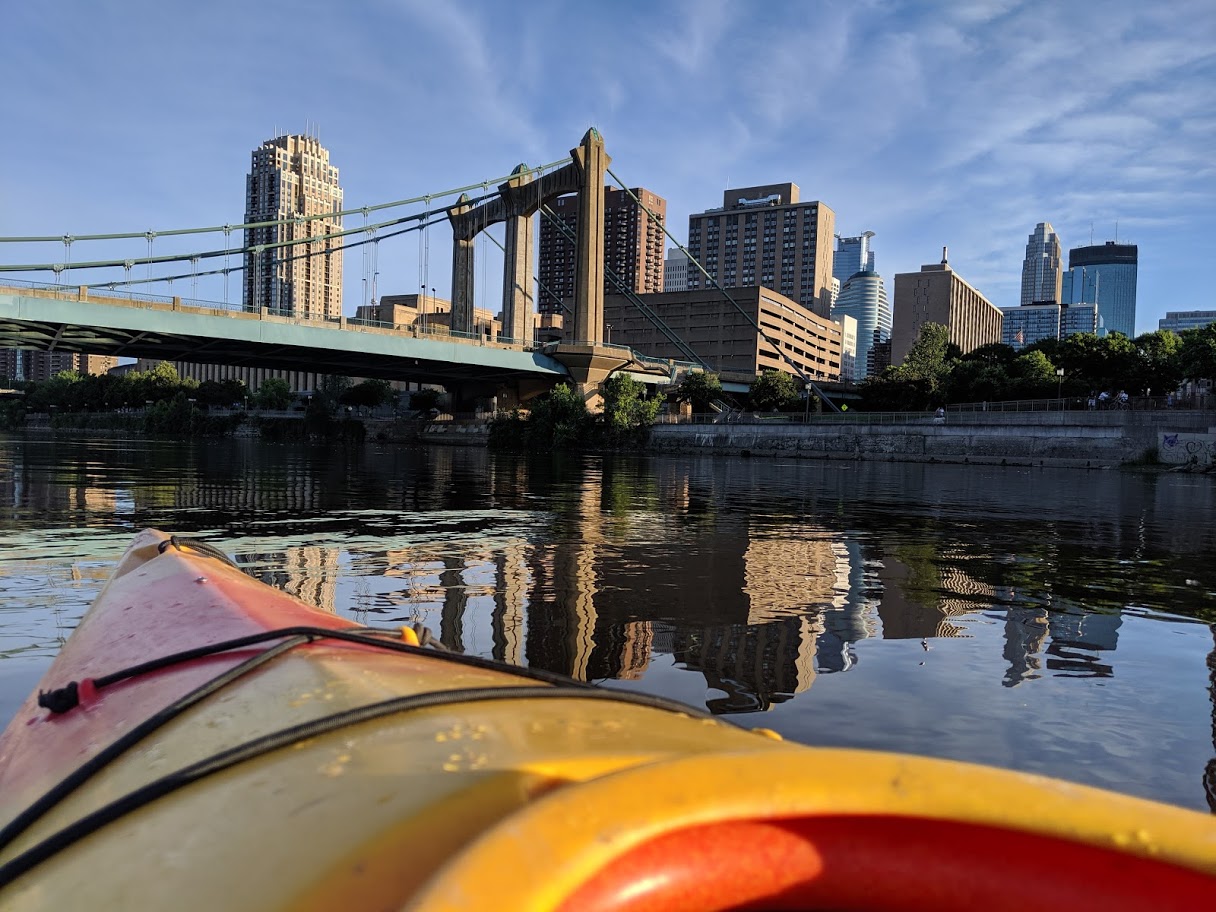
[448,194,475,334]
[571,129,611,346]
[500,165,535,345]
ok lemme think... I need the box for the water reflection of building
[876,553,974,639]
[247,547,340,613]
[938,554,997,617]
[1000,597,1121,688]
[367,505,653,684]
[0,458,119,520]
[1003,607,1050,686]
[1043,606,1119,678]
[169,476,325,513]
[816,539,881,672]
[524,540,655,682]
[511,475,655,683]
[492,544,528,666]
[743,536,846,624]
[672,616,821,713]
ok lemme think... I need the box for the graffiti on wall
[1159,432,1216,467]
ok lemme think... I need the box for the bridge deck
[0,285,568,385]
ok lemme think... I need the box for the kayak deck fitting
[0,529,1213,910]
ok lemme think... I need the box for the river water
[1,434,1213,812]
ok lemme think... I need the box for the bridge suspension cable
[475,216,568,316]
[606,168,840,411]
[537,204,707,368]
[0,189,496,277]
[81,207,454,293]
[0,159,574,245]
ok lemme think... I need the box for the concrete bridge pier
[500,165,535,345]
[547,344,633,409]
[571,128,610,346]
[448,195,475,334]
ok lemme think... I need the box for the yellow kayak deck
[0,530,1212,910]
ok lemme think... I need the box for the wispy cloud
[0,0,1212,329]
[651,0,734,74]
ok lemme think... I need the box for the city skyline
[1,1,1212,336]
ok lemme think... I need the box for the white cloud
[1,0,1212,326]
[651,0,734,74]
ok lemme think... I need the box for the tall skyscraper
[243,134,344,320]
[537,187,666,316]
[1019,222,1063,306]
[664,247,689,291]
[832,270,891,378]
[892,248,1003,364]
[1061,241,1138,338]
[833,231,875,285]
[686,183,836,318]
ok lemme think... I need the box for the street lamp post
[1056,368,1065,405]
[606,323,612,345]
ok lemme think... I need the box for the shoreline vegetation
[0,362,404,441]
[2,324,1212,455]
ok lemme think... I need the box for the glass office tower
[832,269,891,378]
[833,231,876,286]
[1062,242,1138,338]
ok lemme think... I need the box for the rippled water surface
[1,434,1214,811]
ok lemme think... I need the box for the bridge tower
[444,129,630,408]
[446,129,611,347]
[499,164,535,344]
[570,128,609,345]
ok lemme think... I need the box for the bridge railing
[656,398,1215,426]
[1,280,554,351]
[655,411,945,426]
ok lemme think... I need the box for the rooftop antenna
[1089,221,1094,246]
[1114,219,1118,243]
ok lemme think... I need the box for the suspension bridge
[0,128,829,408]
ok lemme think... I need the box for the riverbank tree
[490,376,665,451]
[1179,324,1216,384]
[749,370,800,411]
[861,325,1199,409]
[672,370,723,412]
[600,374,661,441]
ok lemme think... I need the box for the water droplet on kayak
[320,753,351,777]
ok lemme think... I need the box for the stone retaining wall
[1158,431,1216,467]
[650,414,1213,468]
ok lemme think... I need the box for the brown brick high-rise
[892,249,1003,364]
[686,183,836,319]
[537,187,666,316]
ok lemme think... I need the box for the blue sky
[2,0,1213,335]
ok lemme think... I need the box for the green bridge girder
[0,286,570,387]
